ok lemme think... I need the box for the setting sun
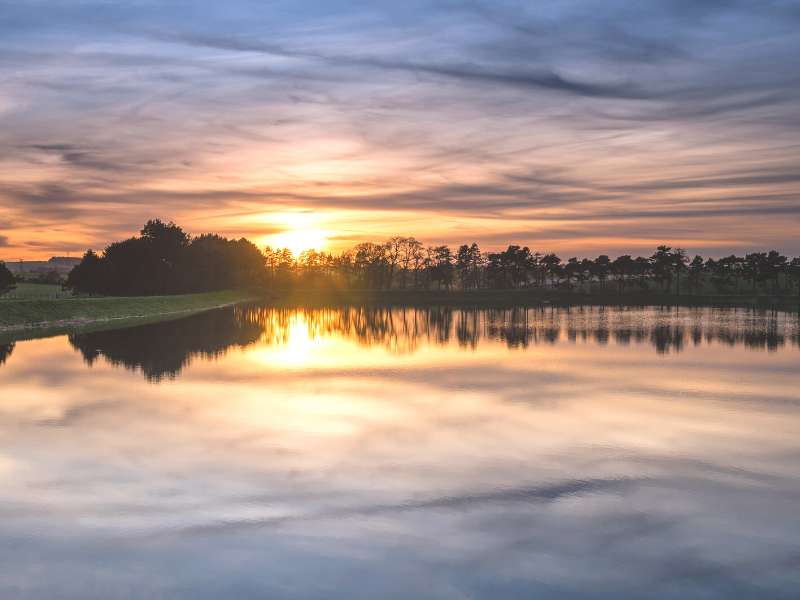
[271,228,327,256]
[267,213,328,256]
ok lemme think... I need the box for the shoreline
[0,290,257,343]
[263,288,800,310]
[3,287,797,344]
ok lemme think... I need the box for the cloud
[26,143,133,173]
[35,400,120,428]
[164,477,644,537]
[352,59,650,99]
[152,30,651,100]
[1,0,799,257]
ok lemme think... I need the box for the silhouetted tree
[744,252,767,292]
[611,255,636,293]
[427,245,454,289]
[540,253,562,288]
[351,242,389,288]
[456,243,483,290]
[688,255,705,294]
[399,237,424,288]
[141,219,189,264]
[650,245,674,292]
[65,250,106,294]
[487,246,534,289]
[648,246,688,294]
[591,255,611,290]
[789,257,800,297]
[564,257,583,290]
[707,255,740,293]
[66,220,267,296]
[0,261,15,293]
[764,250,788,293]
[631,257,650,289]
[180,234,266,292]
[264,245,295,287]
[671,248,689,295]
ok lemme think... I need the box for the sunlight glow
[266,213,329,256]
[271,228,328,256]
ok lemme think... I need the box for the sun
[272,228,328,256]
[267,213,328,256]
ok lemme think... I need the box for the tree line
[270,238,800,296]
[64,221,800,297]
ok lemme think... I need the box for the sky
[1,0,799,260]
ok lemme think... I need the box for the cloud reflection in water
[0,306,798,598]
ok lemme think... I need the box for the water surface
[1,306,799,598]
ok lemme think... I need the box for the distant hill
[2,257,81,275]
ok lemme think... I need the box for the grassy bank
[1,283,71,299]
[267,287,800,309]
[0,289,257,342]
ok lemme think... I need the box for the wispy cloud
[1,0,798,257]
[162,477,644,537]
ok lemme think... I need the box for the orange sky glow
[1,2,798,260]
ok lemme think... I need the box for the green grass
[0,289,258,342]
[1,282,71,299]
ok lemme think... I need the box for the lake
[1,305,799,599]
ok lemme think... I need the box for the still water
[1,305,799,599]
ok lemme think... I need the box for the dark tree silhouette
[456,243,483,290]
[611,255,636,293]
[671,248,689,296]
[426,245,455,290]
[0,342,14,367]
[688,255,705,294]
[65,250,106,294]
[540,253,562,288]
[649,246,674,292]
[141,219,190,262]
[764,250,788,293]
[591,255,611,290]
[0,261,15,293]
[487,246,534,289]
[790,258,800,297]
[66,220,266,296]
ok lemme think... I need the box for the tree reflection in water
[68,307,264,381]
[64,305,799,380]
[0,342,14,367]
[252,305,798,354]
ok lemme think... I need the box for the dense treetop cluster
[66,220,264,295]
